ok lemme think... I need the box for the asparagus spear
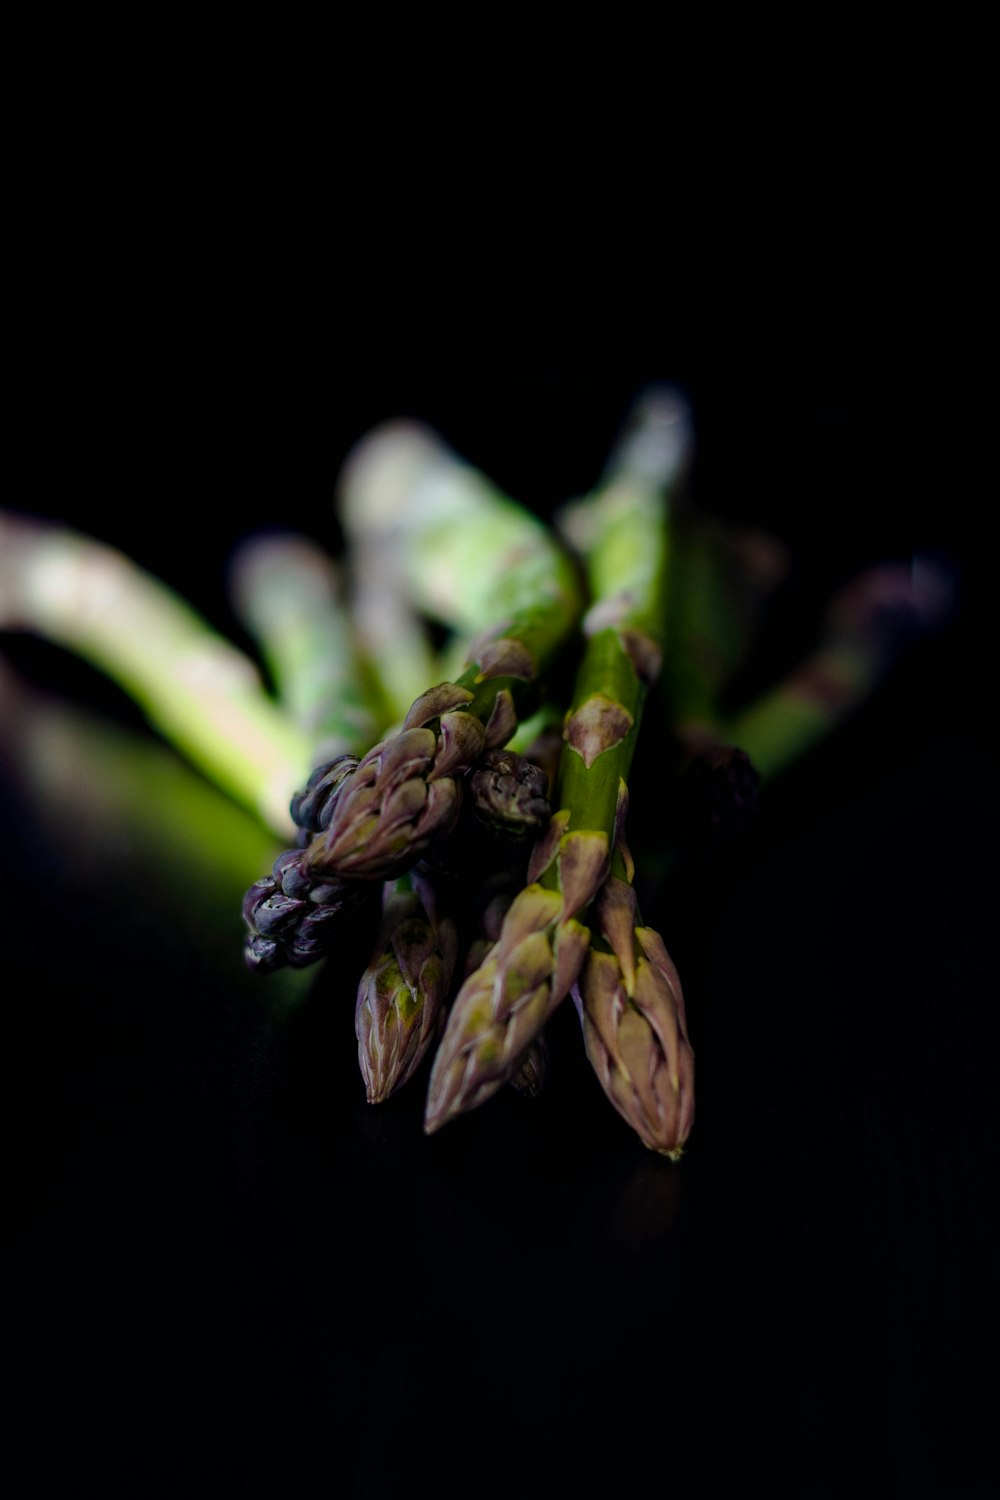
[659,508,789,740]
[335,443,444,730]
[573,853,695,1157]
[653,555,954,852]
[424,392,691,1134]
[0,510,310,836]
[718,558,954,782]
[306,480,583,883]
[226,529,382,761]
[355,868,459,1103]
[451,812,555,1102]
[336,418,584,646]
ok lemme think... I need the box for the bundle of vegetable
[0,385,954,1157]
[424,387,695,1143]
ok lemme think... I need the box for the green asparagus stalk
[335,445,442,729]
[0,653,311,1010]
[561,382,786,746]
[556,382,694,556]
[424,397,687,1134]
[346,536,440,732]
[0,510,311,836]
[717,558,954,782]
[226,529,382,760]
[336,418,584,646]
[660,509,789,739]
[654,555,954,857]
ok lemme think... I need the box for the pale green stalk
[0,510,310,836]
[334,471,441,731]
[0,656,313,1011]
[227,529,382,760]
[660,509,789,738]
[337,418,582,644]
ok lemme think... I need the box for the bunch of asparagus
[229,389,702,1151]
[0,385,952,1156]
[236,387,950,1154]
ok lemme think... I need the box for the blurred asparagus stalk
[655,554,954,852]
[659,508,789,738]
[0,654,307,987]
[227,529,382,760]
[337,418,583,652]
[334,445,441,729]
[717,558,954,781]
[0,509,310,837]
[337,418,588,760]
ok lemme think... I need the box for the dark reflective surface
[5,372,995,1495]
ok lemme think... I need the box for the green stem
[0,510,310,836]
[337,418,582,642]
[546,627,645,848]
[717,558,954,782]
[660,508,789,735]
[227,529,382,759]
[544,385,682,859]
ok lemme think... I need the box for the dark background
[4,278,996,1498]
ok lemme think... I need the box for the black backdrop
[5,296,995,1497]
